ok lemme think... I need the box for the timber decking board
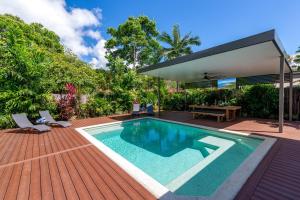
[234,138,300,200]
[0,116,156,200]
[0,127,91,166]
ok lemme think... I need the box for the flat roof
[138,30,292,82]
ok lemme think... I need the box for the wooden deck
[235,138,300,200]
[0,115,155,200]
[0,112,299,199]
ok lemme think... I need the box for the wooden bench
[191,111,225,122]
[189,105,241,121]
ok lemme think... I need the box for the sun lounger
[146,104,154,115]
[12,113,50,132]
[132,103,140,116]
[39,110,71,127]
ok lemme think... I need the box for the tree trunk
[176,81,179,92]
[133,45,136,68]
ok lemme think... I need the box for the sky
[1,0,300,69]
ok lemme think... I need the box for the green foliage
[163,89,236,111]
[0,14,283,129]
[79,97,113,118]
[238,84,279,118]
[294,47,300,71]
[294,47,300,63]
[163,85,278,119]
[105,16,162,68]
[42,52,103,94]
[0,14,62,119]
[158,24,201,60]
[0,15,166,129]
[163,93,186,111]
[158,24,200,91]
[0,90,57,118]
[0,114,15,129]
[104,15,168,113]
[105,56,164,112]
[0,14,102,126]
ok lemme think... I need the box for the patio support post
[279,56,284,133]
[185,90,187,111]
[158,77,161,117]
[289,73,293,121]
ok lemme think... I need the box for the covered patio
[138,30,294,133]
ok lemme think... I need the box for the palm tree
[294,48,300,71]
[288,47,300,71]
[158,25,201,91]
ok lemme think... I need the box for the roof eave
[138,29,292,74]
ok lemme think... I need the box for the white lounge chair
[12,113,50,132]
[39,110,71,127]
[132,103,140,116]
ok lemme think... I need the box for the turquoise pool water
[86,118,262,196]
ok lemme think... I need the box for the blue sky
[1,0,299,68]
[67,0,300,55]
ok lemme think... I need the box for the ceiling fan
[203,72,223,80]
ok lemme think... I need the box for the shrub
[163,93,186,111]
[57,83,76,120]
[138,90,157,107]
[163,85,279,119]
[0,90,57,121]
[0,115,15,129]
[79,97,113,118]
[163,88,237,111]
[238,84,278,118]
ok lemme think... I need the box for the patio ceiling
[138,30,292,82]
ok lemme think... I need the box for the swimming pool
[76,118,275,199]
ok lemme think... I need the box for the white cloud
[70,8,99,28]
[0,0,107,68]
[89,39,108,68]
[84,30,101,40]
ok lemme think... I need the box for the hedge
[163,84,280,119]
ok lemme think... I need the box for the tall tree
[104,16,164,111]
[105,16,162,68]
[159,25,201,91]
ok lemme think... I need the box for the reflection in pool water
[120,120,218,157]
[89,118,262,196]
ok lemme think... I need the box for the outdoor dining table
[189,105,242,121]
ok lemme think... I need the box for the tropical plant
[1,14,287,129]
[163,85,279,119]
[104,16,167,112]
[293,47,300,71]
[79,97,113,118]
[238,84,279,118]
[57,83,76,120]
[0,14,61,119]
[0,14,103,128]
[163,93,186,111]
[158,24,201,91]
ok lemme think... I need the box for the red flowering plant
[57,83,77,120]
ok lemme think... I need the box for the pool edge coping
[75,117,276,200]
